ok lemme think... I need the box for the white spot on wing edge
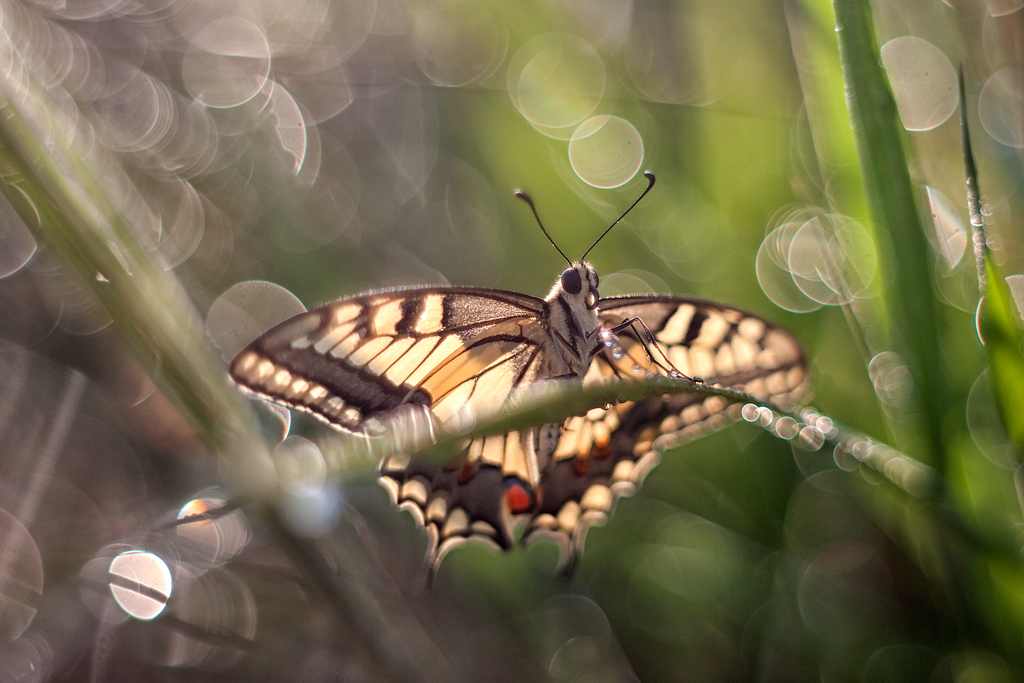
[233,350,258,373]
[442,507,470,538]
[378,475,400,504]
[400,479,428,506]
[580,484,611,511]
[556,501,581,533]
[738,317,766,340]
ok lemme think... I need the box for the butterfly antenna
[581,171,656,260]
[515,189,572,266]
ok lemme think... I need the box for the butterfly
[229,172,808,575]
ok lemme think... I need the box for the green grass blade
[979,258,1024,451]
[831,0,949,482]
[0,50,277,498]
[959,70,1024,454]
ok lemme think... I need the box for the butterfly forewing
[229,287,548,434]
[597,295,807,401]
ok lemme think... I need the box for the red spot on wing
[504,483,534,514]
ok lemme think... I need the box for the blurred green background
[0,0,1023,680]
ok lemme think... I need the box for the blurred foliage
[1,0,1024,680]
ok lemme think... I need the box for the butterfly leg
[607,317,692,380]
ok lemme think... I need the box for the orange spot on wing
[458,461,477,484]
[593,422,611,457]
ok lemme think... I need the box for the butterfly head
[553,260,600,311]
[517,171,654,347]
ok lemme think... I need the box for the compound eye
[561,268,582,295]
[585,289,599,310]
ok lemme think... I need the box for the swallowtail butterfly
[229,173,808,574]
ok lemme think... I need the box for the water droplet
[774,416,799,439]
[798,426,825,451]
[631,364,643,375]
[611,348,624,359]
[109,551,173,620]
[815,415,834,436]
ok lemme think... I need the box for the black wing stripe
[394,295,425,335]
[682,307,708,346]
[256,343,406,404]
[439,292,543,328]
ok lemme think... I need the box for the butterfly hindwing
[379,428,553,572]
[521,296,809,566]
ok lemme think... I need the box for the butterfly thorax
[543,260,602,378]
